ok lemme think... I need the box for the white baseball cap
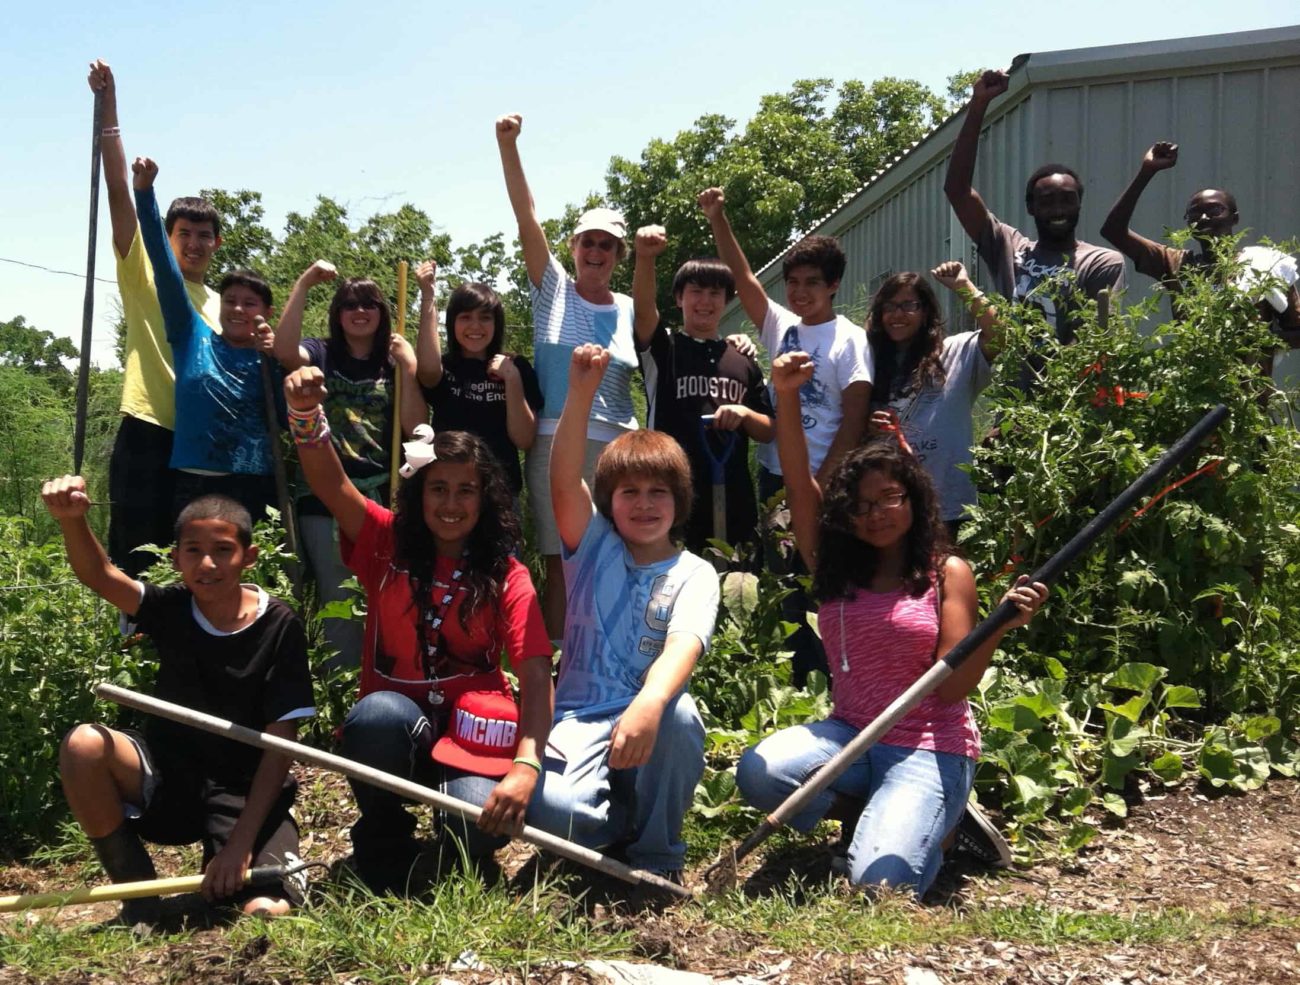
[571,207,628,241]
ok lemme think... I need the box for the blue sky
[3,2,1295,366]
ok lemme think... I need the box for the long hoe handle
[260,355,302,598]
[712,403,1228,880]
[0,864,290,914]
[96,684,690,899]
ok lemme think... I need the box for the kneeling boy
[526,345,720,882]
[43,476,314,923]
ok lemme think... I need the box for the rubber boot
[91,823,161,926]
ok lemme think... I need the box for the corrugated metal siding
[719,31,1300,359]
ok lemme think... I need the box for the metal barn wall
[719,26,1300,367]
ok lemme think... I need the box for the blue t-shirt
[530,255,638,442]
[136,187,282,475]
[555,512,719,720]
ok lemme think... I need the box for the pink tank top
[819,582,980,760]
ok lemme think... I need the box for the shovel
[97,684,691,900]
[0,861,314,914]
[703,403,1229,892]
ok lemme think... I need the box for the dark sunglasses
[340,299,382,312]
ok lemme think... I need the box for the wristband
[288,405,332,448]
[512,756,542,774]
[101,126,120,138]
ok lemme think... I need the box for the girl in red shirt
[285,366,553,893]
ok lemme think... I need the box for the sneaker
[953,802,1012,868]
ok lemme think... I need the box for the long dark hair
[867,272,947,402]
[445,283,505,361]
[391,430,520,630]
[812,439,950,602]
[326,277,393,362]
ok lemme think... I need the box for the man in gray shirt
[945,69,1126,347]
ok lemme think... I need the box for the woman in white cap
[497,113,642,641]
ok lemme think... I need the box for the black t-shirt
[421,353,544,494]
[134,583,315,790]
[639,326,773,552]
[301,337,395,514]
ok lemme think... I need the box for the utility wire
[0,255,116,286]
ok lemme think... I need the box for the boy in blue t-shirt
[132,157,283,524]
[526,345,720,881]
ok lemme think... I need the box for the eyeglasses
[340,299,382,312]
[850,491,909,516]
[1185,202,1230,221]
[578,236,619,253]
[881,300,923,316]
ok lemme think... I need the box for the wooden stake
[389,260,409,502]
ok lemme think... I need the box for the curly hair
[391,430,521,631]
[867,273,947,402]
[326,277,392,362]
[812,439,950,602]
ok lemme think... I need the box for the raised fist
[1141,141,1179,173]
[415,259,437,294]
[930,260,971,291]
[131,156,158,190]
[697,188,726,220]
[635,225,669,258]
[302,260,337,288]
[488,353,520,384]
[770,351,814,394]
[87,59,114,95]
[569,343,610,395]
[972,69,1010,104]
[284,366,328,413]
[496,114,522,142]
[42,475,91,520]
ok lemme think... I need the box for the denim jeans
[735,718,974,896]
[299,514,363,673]
[340,691,504,863]
[526,693,705,873]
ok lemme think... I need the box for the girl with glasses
[273,261,429,670]
[735,350,1047,897]
[865,263,1003,541]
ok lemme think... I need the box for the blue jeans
[340,691,504,863]
[736,718,974,896]
[526,693,705,873]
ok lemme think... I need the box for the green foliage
[605,77,948,316]
[962,240,1300,843]
[0,315,79,395]
[0,518,155,851]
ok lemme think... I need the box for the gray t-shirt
[977,214,1127,344]
[876,331,991,522]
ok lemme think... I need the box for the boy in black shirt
[632,226,774,564]
[42,477,315,923]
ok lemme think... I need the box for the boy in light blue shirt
[527,344,719,881]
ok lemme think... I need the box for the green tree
[604,77,948,318]
[0,316,78,395]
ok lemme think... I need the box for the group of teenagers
[39,62,1300,924]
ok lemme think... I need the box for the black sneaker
[953,802,1012,868]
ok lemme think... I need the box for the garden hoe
[703,403,1229,893]
[97,684,692,901]
[699,414,738,568]
[0,860,319,914]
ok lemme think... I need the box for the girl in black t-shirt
[272,260,429,670]
[416,275,543,496]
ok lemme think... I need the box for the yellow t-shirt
[116,226,222,429]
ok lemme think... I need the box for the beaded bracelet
[512,756,542,774]
[287,406,332,448]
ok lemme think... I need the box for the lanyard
[411,561,467,699]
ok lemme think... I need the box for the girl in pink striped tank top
[735,351,1047,897]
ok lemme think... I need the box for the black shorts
[124,730,305,906]
[108,416,177,579]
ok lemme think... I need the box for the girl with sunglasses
[735,351,1047,897]
[273,261,429,669]
[865,263,1003,541]
[283,366,553,892]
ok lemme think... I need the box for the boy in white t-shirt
[700,187,872,684]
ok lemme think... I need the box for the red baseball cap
[431,691,521,777]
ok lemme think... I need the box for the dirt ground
[2,772,1297,984]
